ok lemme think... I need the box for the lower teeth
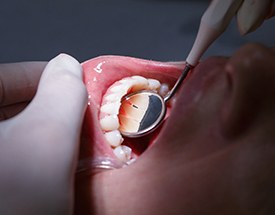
[113,145,132,163]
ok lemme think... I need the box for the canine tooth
[104,130,124,147]
[100,115,120,131]
[148,79,161,91]
[113,145,132,162]
[159,83,170,97]
[100,102,121,115]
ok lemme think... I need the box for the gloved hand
[237,0,275,35]
[220,0,275,35]
[0,54,87,215]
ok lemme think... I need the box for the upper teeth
[99,75,166,163]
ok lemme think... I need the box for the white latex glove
[237,0,275,35]
[0,54,87,215]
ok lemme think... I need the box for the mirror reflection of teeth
[99,75,169,163]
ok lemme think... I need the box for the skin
[0,2,274,214]
[0,44,275,215]
[76,43,275,215]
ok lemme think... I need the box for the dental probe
[118,0,242,138]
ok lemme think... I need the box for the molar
[110,84,131,93]
[100,115,120,131]
[148,79,161,91]
[104,130,124,147]
[100,101,121,115]
[113,145,132,163]
[105,93,125,102]
[159,83,170,97]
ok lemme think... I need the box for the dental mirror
[118,64,192,138]
[118,0,239,138]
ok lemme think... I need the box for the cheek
[164,66,227,137]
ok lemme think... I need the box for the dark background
[0,0,274,63]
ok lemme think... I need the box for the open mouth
[79,55,188,170]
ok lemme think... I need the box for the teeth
[159,83,170,97]
[105,92,125,102]
[132,75,148,82]
[126,158,136,165]
[104,130,124,147]
[131,76,148,91]
[100,115,120,131]
[110,84,131,93]
[113,145,132,162]
[99,75,171,163]
[100,102,121,115]
[148,79,161,91]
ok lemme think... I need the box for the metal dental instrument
[119,0,242,138]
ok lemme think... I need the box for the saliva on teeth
[99,75,169,164]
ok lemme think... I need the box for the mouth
[78,55,187,171]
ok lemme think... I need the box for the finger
[0,62,47,107]
[266,0,275,18]
[0,102,28,121]
[20,54,87,169]
[1,54,87,182]
[0,54,87,213]
[237,0,272,35]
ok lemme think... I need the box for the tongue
[79,56,184,171]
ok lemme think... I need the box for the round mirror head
[118,90,166,137]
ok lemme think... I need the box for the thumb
[0,54,87,215]
[30,53,87,168]
[4,54,87,179]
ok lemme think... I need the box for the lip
[80,55,186,168]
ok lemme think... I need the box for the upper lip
[82,55,186,109]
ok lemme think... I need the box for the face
[75,44,275,215]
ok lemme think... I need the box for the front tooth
[100,102,121,115]
[100,115,120,131]
[113,145,132,162]
[148,79,161,91]
[104,130,124,147]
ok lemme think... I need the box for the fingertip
[47,53,83,79]
[266,0,275,19]
[40,53,87,100]
[236,0,270,35]
[28,53,88,131]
